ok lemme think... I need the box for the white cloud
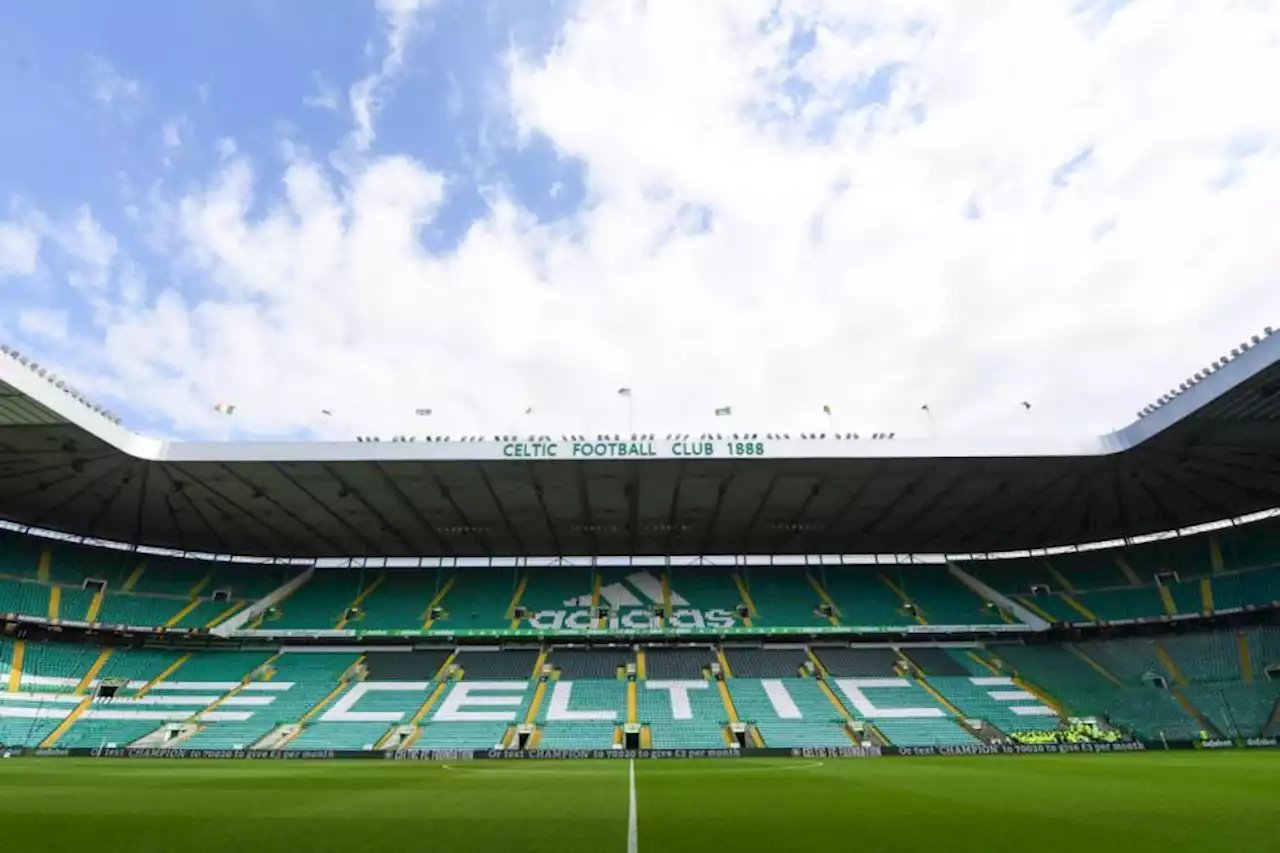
[160,117,191,168]
[0,221,40,279]
[348,0,435,151]
[18,309,69,343]
[31,0,1280,442]
[162,119,185,151]
[54,207,118,291]
[304,74,341,111]
[87,56,143,116]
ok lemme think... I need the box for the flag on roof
[415,408,433,416]
[1021,401,1032,410]
[822,404,832,415]
[213,403,236,415]
[617,387,632,397]
[714,406,732,416]
[525,406,533,415]
[321,409,332,416]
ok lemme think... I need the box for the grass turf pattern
[0,752,1273,852]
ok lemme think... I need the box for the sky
[1,0,1278,444]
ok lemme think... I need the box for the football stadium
[4,3,1280,851]
[1,329,1279,851]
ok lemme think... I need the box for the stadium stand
[722,647,809,678]
[728,678,852,747]
[902,647,974,676]
[523,569,596,620]
[432,566,520,629]
[535,680,627,749]
[645,647,716,679]
[363,650,451,681]
[5,629,1279,749]
[740,568,828,627]
[639,679,728,748]
[665,567,745,624]
[891,568,1003,625]
[6,516,1280,634]
[340,570,444,630]
[267,569,366,629]
[814,647,901,677]
[454,649,539,680]
[179,652,360,749]
[819,566,920,626]
[549,648,630,679]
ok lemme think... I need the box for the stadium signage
[895,742,1146,757]
[501,439,769,460]
[19,743,1177,760]
[239,622,1034,639]
[1199,739,1235,749]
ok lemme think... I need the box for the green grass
[0,752,1274,852]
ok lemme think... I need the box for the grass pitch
[0,752,1274,852]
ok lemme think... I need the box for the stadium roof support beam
[698,473,735,556]
[128,460,152,546]
[573,465,599,557]
[529,472,563,555]
[167,462,313,554]
[27,456,126,530]
[474,464,526,555]
[267,462,374,554]
[154,463,232,554]
[738,472,778,553]
[660,464,684,555]
[366,461,453,556]
[430,468,493,554]
[948,468,1076,551]
[1117,453,1230,528]
[813,462,883,549]
[318,462,413,554]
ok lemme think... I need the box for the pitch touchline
[628,759,638,853]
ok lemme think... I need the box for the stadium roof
[2,336,1280,560]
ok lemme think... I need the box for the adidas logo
[562,571,689,609]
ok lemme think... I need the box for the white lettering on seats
[761,680,803,719]
[833,678,945,718]
[431,681,527,722]
[644,680,708,720]
[545,681,618,721]
[970,677,1054,716]
[320,681,431,723]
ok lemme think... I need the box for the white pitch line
[627,758,638,853]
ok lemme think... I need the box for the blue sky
[1,0,1277,443]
